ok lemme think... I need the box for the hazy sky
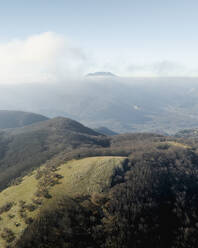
[1,0,198,82]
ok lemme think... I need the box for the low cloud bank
[0,32,88,84]
[0,32,197,85]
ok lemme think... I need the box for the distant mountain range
[1,77,198,134]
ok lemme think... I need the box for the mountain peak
[86,71,117,77]
[45,117,101,136]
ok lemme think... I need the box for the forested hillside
[0,110,48,129]
[14,143,198,248]
[1,114,198,247]
[0,117,108,191]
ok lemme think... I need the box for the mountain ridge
[0,116,109,192]
[0,110,48,129]
[94,126,118,136]
[86,71,117,77]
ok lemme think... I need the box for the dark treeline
[0,119,197,192]
[14,145,198,248]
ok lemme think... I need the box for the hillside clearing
[0,156,127,247]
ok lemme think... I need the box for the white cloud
[0,32,197,85]
[89,52,194,77]
[0,32,88,84]
[126,60,191,77]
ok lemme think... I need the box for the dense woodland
[1,116,198,247]
[15,145,198,248]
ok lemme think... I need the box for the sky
[1,0,198,83]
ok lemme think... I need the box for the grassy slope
[0,156,126,247]
[0,117,107,192]
[166,141,191,149]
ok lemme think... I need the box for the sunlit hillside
[0,156,127,247]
